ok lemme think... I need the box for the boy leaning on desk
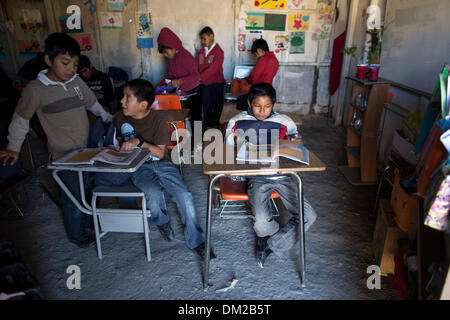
[0,33,112,248]
[225,82,317,268]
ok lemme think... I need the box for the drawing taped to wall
[108,0,125,11]
[70,34,93,51]
[17,40,41,57]
[246,12,265,30]
[311,24,331,40]
[245,31,263,51]
[254,0,286,9]
[264,14,287,31]
[317,13,333,24]
[317,0,334,14]
[20,9,43,35]
[289,0,315,9]
[238,34,246,51]
[135,12,153,49]
[274,33,289,52]
[59,16,83,33]
[288,14,310,31]
[101,12,123,29]
[289,31,305,54]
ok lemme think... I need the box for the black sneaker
[157,222,174,242]
[69,233,96,248]
[194,242,216,260]
[256,236,272,268]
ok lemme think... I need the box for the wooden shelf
[349,102,367,113]
[346,76,391,86]
[348,126,362,136]
[345,146,361,160]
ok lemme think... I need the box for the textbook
[52,148,141,166]
[236,140,309,165]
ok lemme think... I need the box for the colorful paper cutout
[108,0,124,11]
[289,31,305,54]
[264,14,286,31]
[70,33,94,51]
[20,9,43,35]
[17,40,41,57]
[254,0,286,9]
[59,16,83,33]
[101,12,123,29]
[246,12,265,30]
[288,14,310,31]
[311,24,331,40]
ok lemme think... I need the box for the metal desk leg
[204,173,225,291]
[287,172,305,287]
[52,169,91,215]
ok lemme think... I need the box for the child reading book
[225,82,317,268]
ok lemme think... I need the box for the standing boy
[195,26,225,129]
[225,82,317,268]
[77,55,115,112]
[157,27,202,123]
[0,33,112,248]
[230,39,279,110]
[116,79,215,260]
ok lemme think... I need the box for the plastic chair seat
[219,177,279,201]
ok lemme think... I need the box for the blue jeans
[131,161,205,249]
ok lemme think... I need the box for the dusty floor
[0,114,396,300]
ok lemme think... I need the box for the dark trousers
[57,170,93,239]
[201,83,224,128]
[236,93,249,111]
[183,86,202,122]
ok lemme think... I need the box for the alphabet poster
[20,9,43,35]
[101,12,123,29]
[288,14,310,31]
[246,12,265,30]
[254,0,286,9]
[289,31,305,54]
[59,16,83,33]
[264,14,286,31]
[70,33,94,51]
[17,40,41,57]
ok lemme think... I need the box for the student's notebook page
[236,140,309,165]
[52,148,140,166]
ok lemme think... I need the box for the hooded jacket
[245,51,279,86]
[157,27,201,92]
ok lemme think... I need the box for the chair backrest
[151,95,182,110]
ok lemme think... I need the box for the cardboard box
[372,200,408,276]
[390,169,418,233]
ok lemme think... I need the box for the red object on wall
[329,32,346,96]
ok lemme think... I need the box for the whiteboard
[379,0,450,94]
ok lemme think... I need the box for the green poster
[264,14,286,31]
[290,31,305,54]
[246,12,265,30]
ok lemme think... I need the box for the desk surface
[202,144,326,176]
[48,149,150,173]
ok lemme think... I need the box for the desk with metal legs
[202,144,326,290]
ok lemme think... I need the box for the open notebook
[52,148,141,166]
[236,140,309,165]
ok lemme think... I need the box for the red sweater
[157,27,201,92]
[195,43,225,85]
[245,51,279,85]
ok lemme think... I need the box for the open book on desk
[51,148,141,166]
[236,140,309,165]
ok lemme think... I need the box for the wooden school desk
[202,143,326,290]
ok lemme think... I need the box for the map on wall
[288,14,310,31]
[264,14,286,31]
[254,0,286,9]
[246,12,265,30]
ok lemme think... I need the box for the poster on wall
[59,16,83,33]
[17,40,41,57]
[245,31,263,51]
[311,24,331,40]
[264,14,286,31]
[238,34,246,51]
[135,12,153,48]
[101,12,123,29]
[289,0,316,9]
[317,0,334,13]
[20,9,43,35]
[317,13,333,24]
[245,12,265,30]
[288,14,310,31]
[254,0,286,9]
[70,34,94,51]
[289,31,305,54]
[108,0,125,11]
[274,33,289,53]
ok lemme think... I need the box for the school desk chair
[216,177,280,219]
[151,95,186,178]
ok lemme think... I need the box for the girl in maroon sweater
[195,26,225,129]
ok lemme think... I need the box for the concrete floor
[0,114,396,300]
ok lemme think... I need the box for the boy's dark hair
[158,43,173,54]
[77,55,91,71]
[125,79,155,108]
[248,82,276,104]
[251,38,269,54]
[44,32,80,62]
[199,26,214,36]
